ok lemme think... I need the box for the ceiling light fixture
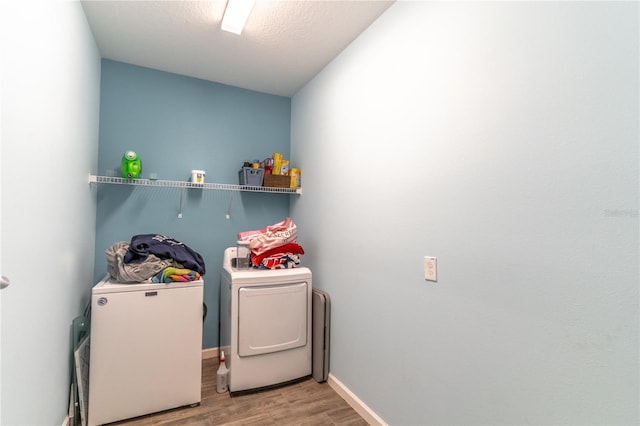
[221,0,255,35]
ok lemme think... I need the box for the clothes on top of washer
[106,241,176,283]
[152,267,201,283]
[106,234,206,283]
[124,234,206,275]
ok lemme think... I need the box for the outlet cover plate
[424,256,437,282]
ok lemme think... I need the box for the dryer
[220,247,312,393]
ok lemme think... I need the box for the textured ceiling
[81,1,394,97]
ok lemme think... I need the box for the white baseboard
[327,373,387,426]
[202,347,218,359]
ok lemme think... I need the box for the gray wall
[291,2,639,425]
[1,1,101,424]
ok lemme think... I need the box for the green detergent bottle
[121,150,141,179]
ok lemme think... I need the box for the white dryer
[220,247,312,393]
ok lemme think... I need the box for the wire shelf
[88,175,301,195]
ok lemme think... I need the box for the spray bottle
[216,350,229,393]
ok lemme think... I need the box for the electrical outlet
[424,256,437,282]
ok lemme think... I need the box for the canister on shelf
[191,170,205,184]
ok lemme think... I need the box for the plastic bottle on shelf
[289,168,301,188]
[272,152,282,175]
[280,160,290,176]
[263,157,273,174]
[216,351,229,393]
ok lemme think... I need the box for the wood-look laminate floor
[109,358,368,426]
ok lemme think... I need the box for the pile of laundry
[106,234,206,283]
[237,217,305,269]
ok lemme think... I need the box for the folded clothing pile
[237,218,304,269]
[106,234,205,283]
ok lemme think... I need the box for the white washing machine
[220,247,312,393]
[88,277,203,425]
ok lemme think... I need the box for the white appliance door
[238,282,308,356]
[88,285,202,425]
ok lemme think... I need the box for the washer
[89,277,203,425]
[220,247,312,393]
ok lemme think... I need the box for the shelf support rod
[178,187,184,219]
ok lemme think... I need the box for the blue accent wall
[95,60,292,348]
